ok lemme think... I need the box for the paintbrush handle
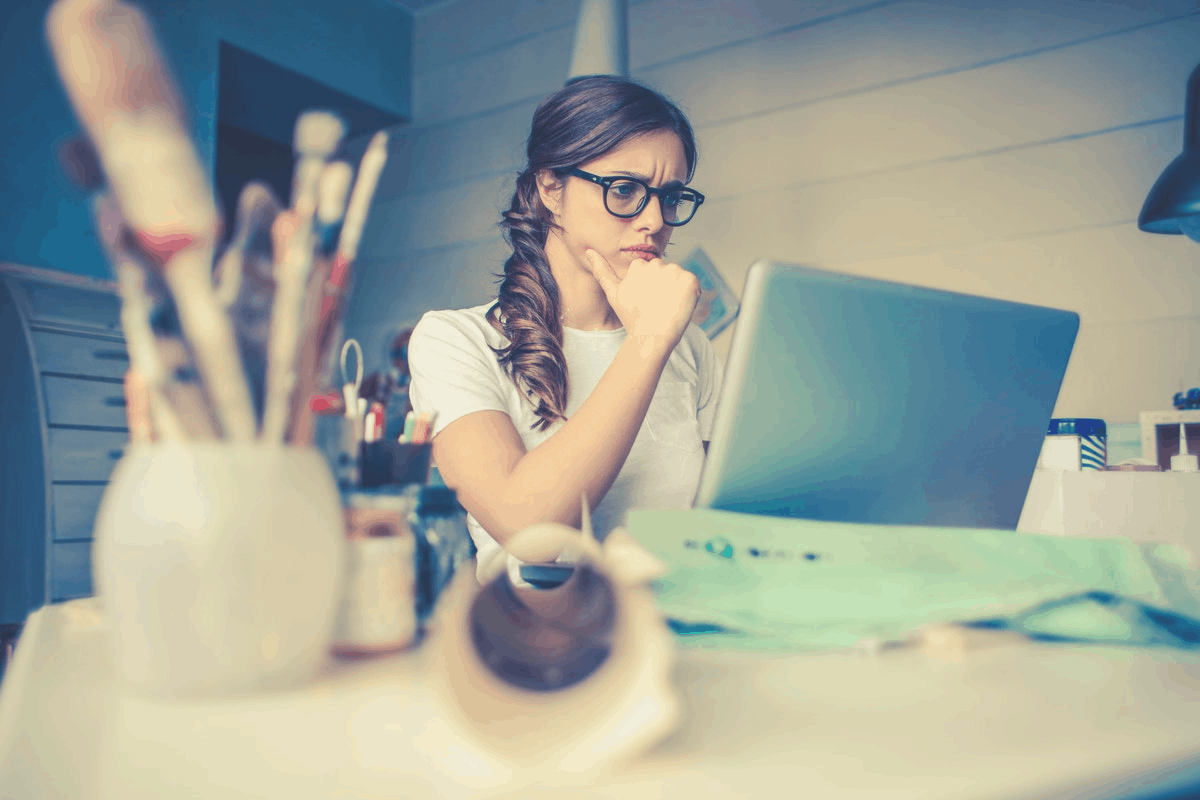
[96,194,191,443]
[261,202,320,444]
[46,0,217,241]
[50,0,256,441]
[337,131,388,263]
[162,248,259,441]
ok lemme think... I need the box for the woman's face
[540,129,689,279]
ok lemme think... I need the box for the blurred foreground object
[92,443,344,696]
[46,0,257,442]
[417,515,678,781]
[40,0,408,698]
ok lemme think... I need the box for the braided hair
[488,76,697,430]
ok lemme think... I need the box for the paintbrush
[93,191,217,442]
[260,110,346,444]
[123,369,154,443]
[213,181,284,424]
[287,161,355,444]
[46,0,258,442]
[313,131,390,387]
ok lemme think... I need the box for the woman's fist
[583,249,700,347]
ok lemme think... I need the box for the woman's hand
[584,249,700,348]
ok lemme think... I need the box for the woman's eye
[611,182,637,197]
[663,193,683,208]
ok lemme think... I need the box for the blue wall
[0,0,412,279]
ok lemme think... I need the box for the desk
[2,598,1200,800]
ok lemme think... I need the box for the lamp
[566,0,628,82]
[1138,61,1200,242]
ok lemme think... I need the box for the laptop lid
[695,261,1080,529]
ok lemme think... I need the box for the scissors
[340,338,364,420]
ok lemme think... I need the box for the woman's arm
[433,334,670,543]
[432,250,699,545]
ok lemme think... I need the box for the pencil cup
[360,440,432,487]
[93,443,345,697]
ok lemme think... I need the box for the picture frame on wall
[678,247,739,339]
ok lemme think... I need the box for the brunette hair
[488,75,698,431]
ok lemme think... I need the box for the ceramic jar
[93,443,345,696]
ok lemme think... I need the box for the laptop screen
[695,261,1079,529]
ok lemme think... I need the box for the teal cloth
[626,508,1200,652]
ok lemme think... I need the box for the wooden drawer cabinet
[0,263,128,624]
[47,429,128,482]
[43,376,129,428]
[51,542,94,601]
[32,330,131,380]
[51,485,108,542]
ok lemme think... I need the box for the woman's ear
[536,169,564,216]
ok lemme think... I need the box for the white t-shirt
[407,302,723,576]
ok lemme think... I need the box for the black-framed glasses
[565,167,704,227]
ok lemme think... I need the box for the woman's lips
[622,247,659,259]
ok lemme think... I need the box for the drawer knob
[103,396,127,408]
[93,350,129,361]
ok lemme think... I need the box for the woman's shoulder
[411,301,508,349]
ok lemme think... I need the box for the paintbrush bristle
[294,111,346,157]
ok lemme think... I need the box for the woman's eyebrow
[611,169,687,189]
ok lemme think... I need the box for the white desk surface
[2,598,1200,800]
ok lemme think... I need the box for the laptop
[694,261,1080,529]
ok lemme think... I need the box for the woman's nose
[634,196,666,233]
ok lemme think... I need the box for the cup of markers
[361,411,436,488]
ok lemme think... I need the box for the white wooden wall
[347,0,1200,424]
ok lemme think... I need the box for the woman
[408,76,722,579]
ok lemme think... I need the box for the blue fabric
[627,508,1200,652]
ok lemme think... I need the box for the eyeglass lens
[605,179,698,225]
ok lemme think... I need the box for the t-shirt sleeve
[407,311,512,438]
[695,328,724,440]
